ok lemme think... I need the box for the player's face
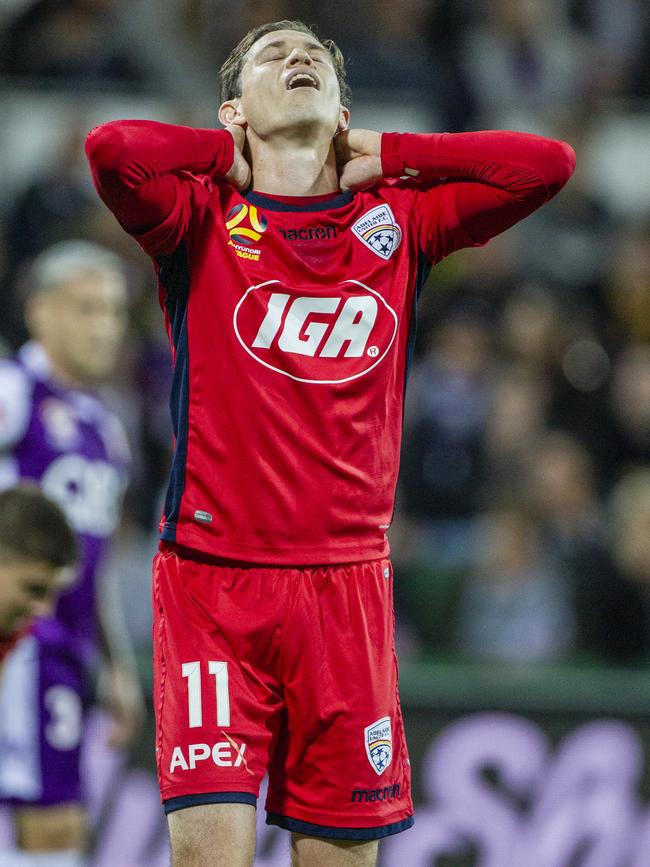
[29,269,128,384]
[234,30,348,140]
[0,559,67,636]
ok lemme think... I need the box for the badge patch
[226,203,268,262]
[365,716,392,775]
[352,205,402,260]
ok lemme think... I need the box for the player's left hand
[224,124,252,192]
[335,129,383,191]
[100,661,146,749]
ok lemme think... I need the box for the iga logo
[233,279,398,384]
[352,204,402,260]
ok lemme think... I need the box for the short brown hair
[219,20,352,110]
[0,485,77,569]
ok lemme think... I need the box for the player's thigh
[167,802,256,867]
[16,803,86,851]
[291,834,379,867]
[267,560,413,839]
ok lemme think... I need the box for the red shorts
[152,542,413,840]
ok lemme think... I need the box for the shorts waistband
[159,541,386,572]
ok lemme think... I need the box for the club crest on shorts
[364,716,393,775]
[352,205,402,260]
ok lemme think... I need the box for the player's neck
[248,136,340,197]
[39,343,86,391]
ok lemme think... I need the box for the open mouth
[286,71,319,91]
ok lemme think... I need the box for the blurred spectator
[0,0,148,88]
[570,0,650,101]
[599,467,650,661]
[610,468,650,588]
[460,0,590,130]
[604,344,650,480]
[325,0,435,98]
[454,500,576,664]
[401,299,493,541]
[521,429,642,662]
[483,362,551,494]
[2,125,100,345]
[499,284,568,370]
[604,223,650,344]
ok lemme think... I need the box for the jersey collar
[244,189,353,212]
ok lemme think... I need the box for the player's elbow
[85,122,141,188]
[545,139,577,199]
[86,122,127,170]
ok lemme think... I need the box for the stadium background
[0,0,648,864]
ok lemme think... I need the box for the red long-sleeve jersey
[86,122,574,564]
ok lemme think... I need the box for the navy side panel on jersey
[157,245,191,540]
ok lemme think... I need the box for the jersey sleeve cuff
[380,132,404,177]
[194,128,235,179]
[381,132,446,180]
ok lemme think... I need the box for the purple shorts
[0,621,89,806]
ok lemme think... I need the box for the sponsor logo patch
[351,204,402,260]
[279,225,338,241]
[226,203,268,261]
[351,783,401,803]
[233,279,398,384]
[169,739,251,774]
[365,716,393,775]
[193,509,213,524]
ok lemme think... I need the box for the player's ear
[219,99,246,129]
[337,106,350,134]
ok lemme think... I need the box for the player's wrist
[380,132,403,177]
[381,131,442,179]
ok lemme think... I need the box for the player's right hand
[224,124,252,192]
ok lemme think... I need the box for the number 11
[181,660,230,728]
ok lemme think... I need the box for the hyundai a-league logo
[225,203,268,262]
[352,205,402,260]
[365,716,393,775]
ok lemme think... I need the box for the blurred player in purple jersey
[0,241,143,867]
[0,486,77,661]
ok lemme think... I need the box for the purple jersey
[0,342,129,659]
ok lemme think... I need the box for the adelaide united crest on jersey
[352,204,402,260]
[233,279,398,384]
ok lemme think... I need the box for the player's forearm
[382,130,575,245]
[382,130,575,202]
[85,120,234,231]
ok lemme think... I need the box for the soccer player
[0,486,77,663]
[86,19,576,867]
[0,241,141,867]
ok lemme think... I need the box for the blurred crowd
[0,0,648,669]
